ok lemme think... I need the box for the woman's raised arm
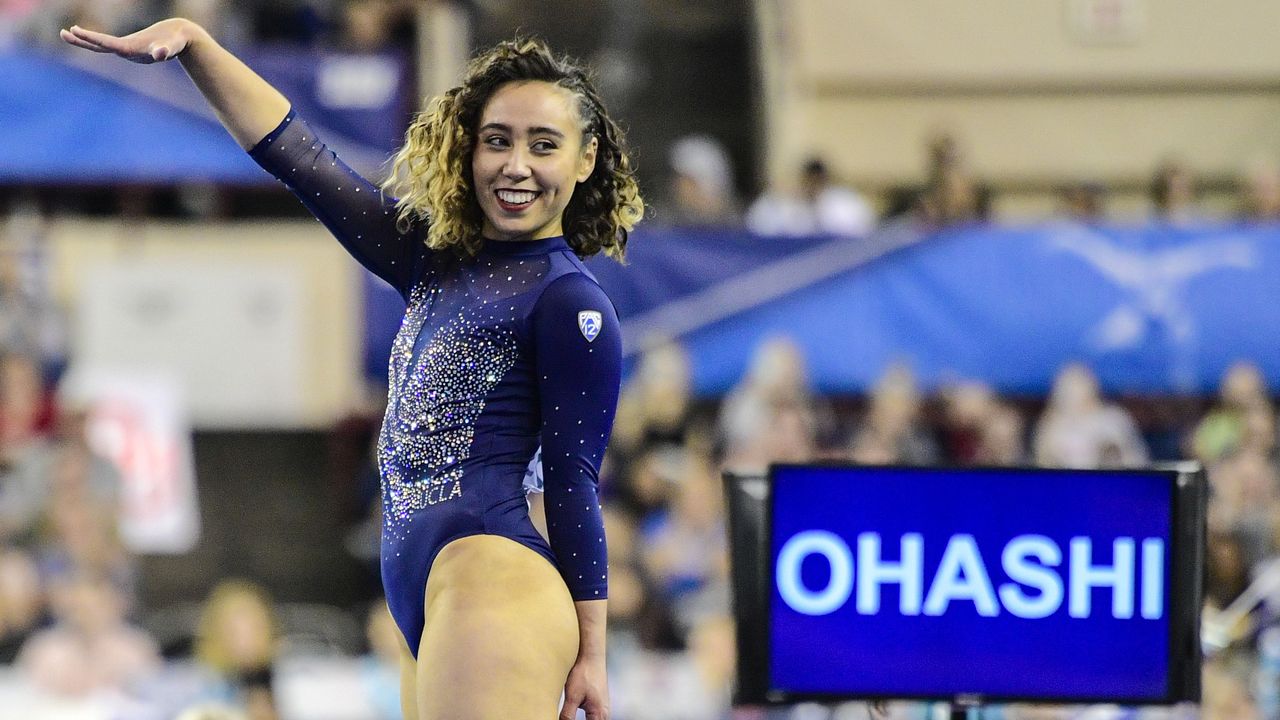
[61,19,430,296]
[61,19,289,150]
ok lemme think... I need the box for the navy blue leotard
[249,109,617,656]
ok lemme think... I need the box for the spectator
[0,202,69,381]
[746,157,875,238]
[603,505,639,566]
[611,444,684,520]
[848,364,939,466]
[2,403,123,546]
[1201,658,1261,720]
[1239,157,1280,222]
[973,405,1027,467]
[719,336,831,471]
[0,549,48,663]
[616,564,684,655]
[1241,402,1279,464]
[922,165,983,226]
[604,508,685,678]
[0,351,55,468]
[34,456,135,600]
[16,571,160,697]
[848,425,897,465]
[639,452,729,631]
[918,132,989,226]
[612,341,695,457]
[663,135,739,227]
[610,613,736,720]
[1150,157,1202,224]
[759,398,819,465]
[937,380,1026,466]
[604,559,646,653]
[1192,361,1271,463]
[685,614,736,716]
[1057,181,1107,223]
[1203,528,1248,612]
[1208,449,1278,567]
[938,380,998,464]
[721,393,817,472]
[194,580,281,720]
[339,0,390,51]
[1033,363,1148,468]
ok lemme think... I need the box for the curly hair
[382,38,644,261]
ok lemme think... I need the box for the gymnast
[62,19,642,720]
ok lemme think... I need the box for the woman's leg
[416,534,580,720]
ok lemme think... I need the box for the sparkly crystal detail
[378,275,519,540]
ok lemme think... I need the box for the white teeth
[497,189,537,204]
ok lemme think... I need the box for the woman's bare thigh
[415,534,579,720]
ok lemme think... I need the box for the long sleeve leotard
[248,109,618,656]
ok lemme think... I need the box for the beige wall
[46,219,365,428]
[792,2,1280,85]
[756,0,1280,216]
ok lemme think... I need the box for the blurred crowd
[603,346,1271,720]
[0,231,1274,720]
[0,199,1277,719]
[592,338,1278,720]
[330,327,1280,719]
[660,131,1280,238]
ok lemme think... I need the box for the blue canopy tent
[0,47,408,184]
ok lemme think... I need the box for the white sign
[776,531,1165,621]
[66,370,200,554]
[76,259,305,428]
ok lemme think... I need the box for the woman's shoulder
[533,265,611,313]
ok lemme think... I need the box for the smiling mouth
[495,189,540,211]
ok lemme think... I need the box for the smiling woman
[61,20,642,720]
[384,38,643,261]
[470,81,599,242]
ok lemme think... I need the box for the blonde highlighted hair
[195,579,278,674]
[382,38,644,261]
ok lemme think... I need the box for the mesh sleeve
[532,272,621,601]
[248,109,426,297]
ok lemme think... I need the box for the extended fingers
[67,25,124,48]
[559,697,583,720]
[59,28,112,53]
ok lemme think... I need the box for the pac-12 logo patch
[578,310,602,342]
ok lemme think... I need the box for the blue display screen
[769,466,1174,700]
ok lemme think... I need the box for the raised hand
[59,19,194,64]
[61,17,288,148]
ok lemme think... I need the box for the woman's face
[472,80,598,242]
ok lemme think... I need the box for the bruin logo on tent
[775,531,1165,620]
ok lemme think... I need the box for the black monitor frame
[724,463,1205,707]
